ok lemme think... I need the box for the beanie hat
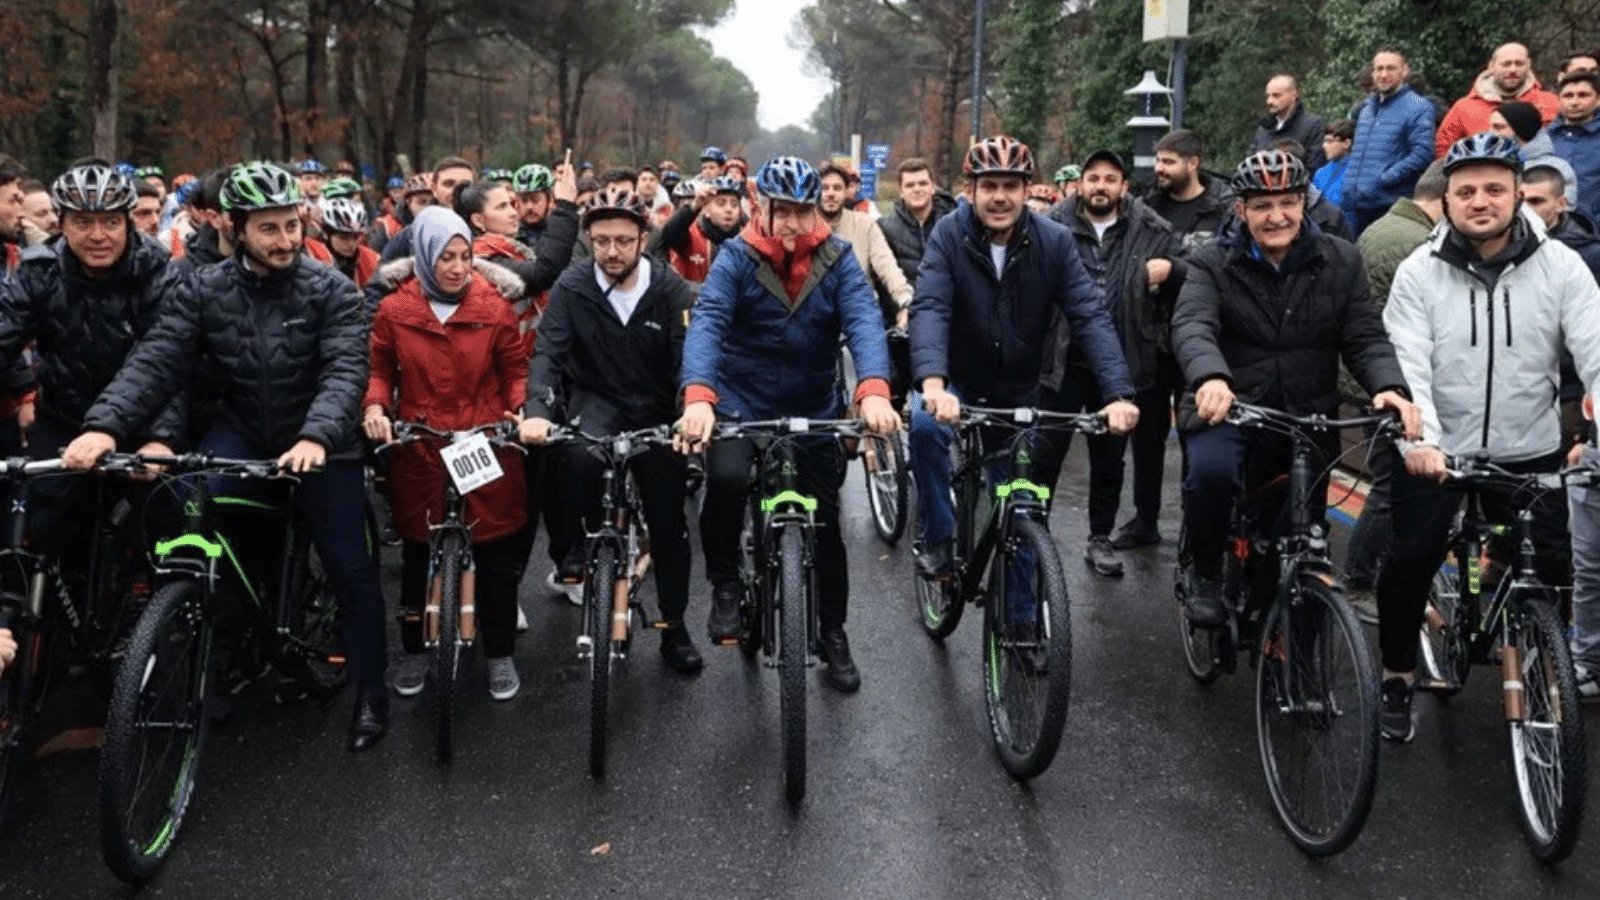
[1498,101,1543,144]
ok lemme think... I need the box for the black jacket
[1143,172,1234,249]
[1172,216,1406,423]
[526,257,692,433]
[83,253,369,454]
[0,233,184,444]
[1044,197,1185,393]
[1250,102,1329,172]
[170,224,228,276]
[878,190,959,286]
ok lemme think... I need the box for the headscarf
[412,205,473,305]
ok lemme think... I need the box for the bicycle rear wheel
[982,515,1071,779]
[1505,594,1586,864]
[1254,576,1379,856]
[913,476,963,641]
[1417,560,1470,697]
[586,544,618,780]
[433,533,464,764]
[99,579,216,885]
[777,525,808,805]
[282,540,345,701]
[863,433,909,545]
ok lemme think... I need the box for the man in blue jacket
[1549,69,1600,220]
[908,136,1139,581]
[674,156,898,693]
[1342,49,1438,236]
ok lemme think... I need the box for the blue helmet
[1443,132,1524,176]
[709,175,745,197]
[386,174,406,190]
[114,161,137,178]
[296,158,328,175]
[754,156,820,204]
[700,146,727,164]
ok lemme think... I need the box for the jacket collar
[1221,214,1326,275]
[1429,206,1545,279]
[385,275,507,330]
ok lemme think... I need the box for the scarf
[412,206,473,306]
[739,215,831,303]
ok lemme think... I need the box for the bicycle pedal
[714,637,742,647]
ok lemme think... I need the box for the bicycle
[714,417,864,806]
[546,425,672,779]
[912,406,1105,780]
[859,327,910,545]
[1413,453,1589,863]
[1172,403,1389,856]
[0,455,151,832]
[375,420,525,764]
[97,453,345,885]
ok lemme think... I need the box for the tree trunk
[304,0,330,159]
[334,11,360,167]
[937,36,965,184]
[86,0,119,160]
[387,0,432,170]
[555,42,574,152]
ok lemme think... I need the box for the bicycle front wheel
[433,533,464,764]
[1254,576,1379,856]
[982,515,1071,779]
[777,524,808,805]
[863,433,909,545]
[99,579,216,885]
[586,544,618,780]
[1505,594,1586,864]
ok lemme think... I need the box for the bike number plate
[441,433,504,494]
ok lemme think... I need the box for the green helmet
[1053,164,1081,185]
[220,161,302,212]
[321,176,364,199]
[512,163,554,194]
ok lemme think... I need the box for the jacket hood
[372,255,526,301]
[1428,206,1547,279]
[1471,69,1546,103]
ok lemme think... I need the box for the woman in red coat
[362,205,530,701]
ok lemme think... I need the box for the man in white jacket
[1377,133,1600,741]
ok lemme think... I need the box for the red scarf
[739,216,831,304]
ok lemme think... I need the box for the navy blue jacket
[680,233,890,420]
[1343,85,1437,213]
[909,203,1133,406]
[1549,117,1600,222]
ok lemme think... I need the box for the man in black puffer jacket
[1172,149,1417,626]
[65,162,390,754]
[878,158,958,289]
[0,160,184,545]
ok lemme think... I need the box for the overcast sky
[697,0,832,132]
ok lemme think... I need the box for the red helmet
[963,135,1035,179]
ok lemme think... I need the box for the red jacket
[364,275,529,544]
[1434,71,1561,157]
[668,220,713,287]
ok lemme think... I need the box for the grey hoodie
[1522,129,1580,206]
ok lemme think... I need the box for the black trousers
[1038,369,1125,538]
[398,532,524,659]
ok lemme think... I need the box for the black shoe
[817,628,861,693]
[1380,676,1416,743]
[915,541,954,580]
[1084,535,1125,577]
[707,582,743,642]
[659,624,705,674]
[347,689,389,753]
[1109,517,1162,550]
[1185,576,1228,627]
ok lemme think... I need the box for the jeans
[1181,422,1331,579]
[1568,444,1600,675]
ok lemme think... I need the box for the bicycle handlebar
[375,420,526,456]
[544,424,674,457]
[101,452,292,480]
[959,406,1109,436]
[714,417,867,440]
[1229,403,1402,434]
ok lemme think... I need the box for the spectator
[1143,129,1234,250]
[20,179,58,240]
[1549,69,1600,220]
[1313,118,1355,208]
[1559,51,1599,79]
[1250,74,1327,171]
[1434,42,1560,157]
[1492,100,1579,207]
[1342,48,1437,235]
[131,182,162,237]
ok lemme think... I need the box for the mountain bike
[859,327,910,545]
[913,406,1105,780]
[98,453,344,885]
[1173,404,1389,855]
[1414,454,1588,863]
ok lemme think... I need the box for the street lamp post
[1124,70,1173,185]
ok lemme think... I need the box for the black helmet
[1230,149,1309,197]
[581,185,649,229]
[52,163,138,213]
[963,135,1035,179]
[1442,132,1525,176]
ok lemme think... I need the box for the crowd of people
[1,39,1599,762]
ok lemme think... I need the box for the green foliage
[995,0,1061,151]
[1061,0,1166,164]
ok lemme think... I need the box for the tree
[86,0,119,159]
[994,0,1063,151]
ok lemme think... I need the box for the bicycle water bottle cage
[761,490,818,514]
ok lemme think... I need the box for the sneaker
[659,624,705,674]
[1576,665,1600,703]
[1109,517,1161,550]
[544,569,582,606]
[1347,588,1379,626]
[392,654,429,697]
[1084,535,1124,577]
[707,581,743,642]
[817,628,861,693]
[915,541,954,580]
[516,602,529,633]
[487,657,521,701]
[1380,676,1416,743]
[1185,576,1228,627]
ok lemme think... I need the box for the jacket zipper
[1502,288,1512,347]
[1469,290,1477,346]
[1481,287,1495,448]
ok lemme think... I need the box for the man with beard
[1144,130,1234,250]
[654,174,746,297]
[19,180,58,241]
[1,163,31,278]
[816,162,911,324]
[1249,74,1328,172]
[1042,150,1184,574]
[1434,42,1560,157]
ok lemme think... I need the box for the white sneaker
[516,602,529,632]
[545,569,582,606]
[487,657,521,701]
[1576,665,1600,703]
[391,654,429,697]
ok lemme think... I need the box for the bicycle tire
[284,540,345,700]
[863,433,909,545]
[98,579,216,885]
[914,477,963,641]
[433,532,464,764]
[982,515,1071,779]
[1417,560,1470,697]
[587,544,618,780]
[1174,525,1223,685]
[1254,576,1379,856]
[778,524,807,805]
[1505,594,1587,864]
[0,621,34,835]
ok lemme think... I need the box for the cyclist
[1172,149,1417,629]
[511,162,580,249]
[62,161,391,753]
[362,206,529,701]
[653,174,747,297]
[521,187,703,673]
[369,173,433,255]
[317,196,379,289]
[296,159,328,202]
[816,162,911,323]
[1377,133,1600,740]
[909,135,1139,582]
[674,155,898,693]
[697,146,727,180]
[449,180,577,351]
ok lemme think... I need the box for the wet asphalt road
[1,443,1598,899]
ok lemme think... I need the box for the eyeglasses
[1242,195,1305,215]
[590,235,640,251]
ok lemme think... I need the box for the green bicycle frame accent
[155,534,223,560]
[994,479,1051,502]
[761,490,818,514]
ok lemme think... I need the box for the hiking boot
[707,581,744,642]
[1380,676,1416,743]
[1109,517,1162,550]
[1185,576,1228,627]
[817,628,861,693]
[1084,535,1124,577]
